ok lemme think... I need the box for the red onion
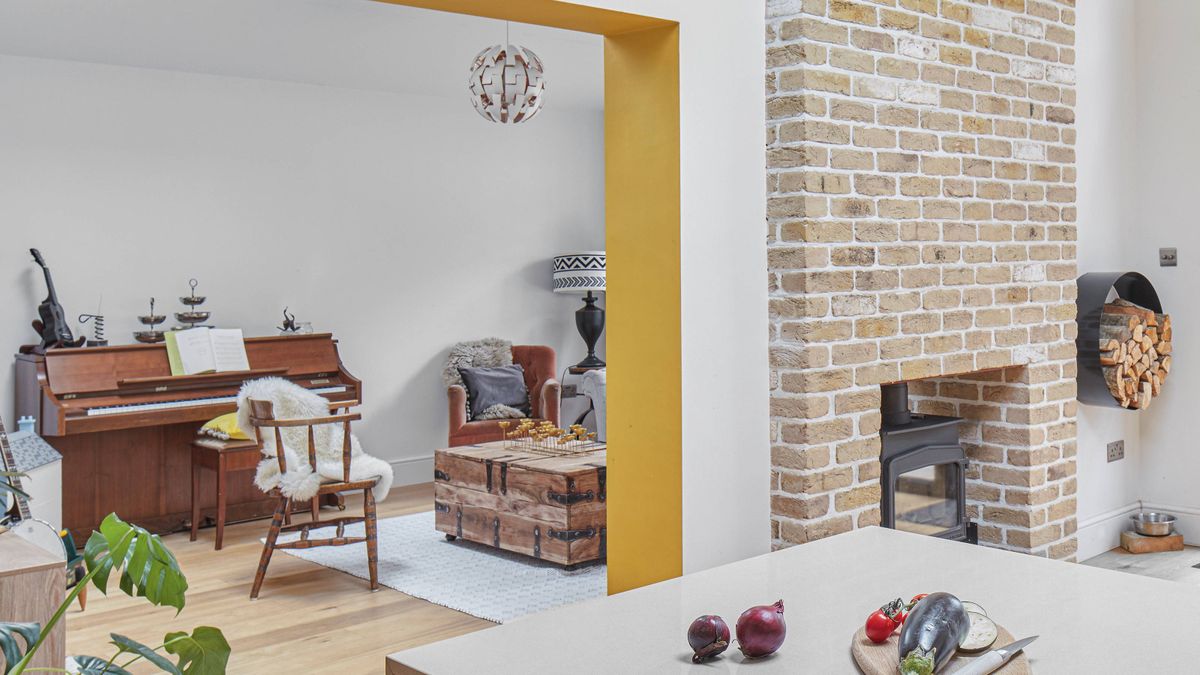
[735,599,786,659]
[687,615,730,662]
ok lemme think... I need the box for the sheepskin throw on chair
[236,377,393,502]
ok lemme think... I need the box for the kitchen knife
[951,636,1037,675]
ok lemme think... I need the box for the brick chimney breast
[767,0,1078,559]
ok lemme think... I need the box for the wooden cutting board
[851,622,1032,674]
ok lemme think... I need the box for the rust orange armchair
[448,345,561,446]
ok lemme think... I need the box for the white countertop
[387,527,1198,674]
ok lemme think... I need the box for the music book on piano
[165,328,251,376]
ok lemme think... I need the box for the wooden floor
[66,483,493,674]
[1083,545,1200,583]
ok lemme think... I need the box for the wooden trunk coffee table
[433,440,606,567]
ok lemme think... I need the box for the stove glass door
[894,463,961,535]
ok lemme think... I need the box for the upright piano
[14,333,360,541]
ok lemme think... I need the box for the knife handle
[953,650,1006,675]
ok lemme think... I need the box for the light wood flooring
[65,483,493,674]
[1083,545,1200,583]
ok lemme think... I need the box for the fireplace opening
[880,382,978,544]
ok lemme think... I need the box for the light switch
[1160,248,1178,267]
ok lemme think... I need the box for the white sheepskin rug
[237,377,393,502]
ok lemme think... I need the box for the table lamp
[552,251,606,371]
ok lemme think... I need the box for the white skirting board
[1077,502,1140,561]
[1078,501,1200,561]
[389,454,434,488]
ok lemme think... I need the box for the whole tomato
[864,598,904,643]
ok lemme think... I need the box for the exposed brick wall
[909,367,1078,559]
[766,0,1079,558]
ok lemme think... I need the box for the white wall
[673,2,769,574]
[1076,0,1200,558]
[1131,0,1200,541]
[1074,0,1142,561]
[0,4,604,486]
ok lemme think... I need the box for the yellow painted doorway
[373,0,682,594]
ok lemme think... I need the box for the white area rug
[274,510,606,623]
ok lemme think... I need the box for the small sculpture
[499,419,599,455]
[78,313,107,347]
[278,307,299,333]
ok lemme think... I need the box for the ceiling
[0,0,603,110]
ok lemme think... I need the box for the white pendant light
[468,22,545,124]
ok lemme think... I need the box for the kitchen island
[386,527,1196,673]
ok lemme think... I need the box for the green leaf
[83,513,188,613]
[0,472,29,500]
[109,634,181,675]
[67,655,133,675]
[0,622,39,675]
[84,532,114,592]
[163,628,230,675]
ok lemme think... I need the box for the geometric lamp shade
[469,43,546,124]
[552,251,606,293]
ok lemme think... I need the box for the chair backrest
[246,398,361,483]
[512,345,556,417]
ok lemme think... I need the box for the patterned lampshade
[552,252,606,293]
[468,43,546,124]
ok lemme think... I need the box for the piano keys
[14,333,361,541]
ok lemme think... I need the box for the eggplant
[897,592,970,675]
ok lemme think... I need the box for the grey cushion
[458,364,531,421]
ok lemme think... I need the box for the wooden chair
[245,399,379,599]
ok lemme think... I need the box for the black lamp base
[572,291,606,371]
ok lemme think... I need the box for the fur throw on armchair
[442,337,512,388]
[236,377,393,502]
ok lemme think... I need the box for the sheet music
[210,328,250,372]
[173,328,249,374]
[174,328,217,375]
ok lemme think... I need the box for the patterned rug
[274,510,606,623]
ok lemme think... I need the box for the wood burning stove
[880,382,977,543]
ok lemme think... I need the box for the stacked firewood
[1099,299,1172,409]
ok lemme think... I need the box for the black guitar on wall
[28,248,84,352]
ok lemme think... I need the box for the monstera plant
[0,470,28,502]
[0,513,230,675]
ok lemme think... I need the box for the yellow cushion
[199,412,249,441]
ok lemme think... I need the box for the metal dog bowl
[1130,512,1176,537]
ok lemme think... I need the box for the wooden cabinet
[0,534,65,670]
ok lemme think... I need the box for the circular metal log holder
[1076,272,1164,408]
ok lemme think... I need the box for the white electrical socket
[1107,440,1125,462]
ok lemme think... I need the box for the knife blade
[951,635,1037,675]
